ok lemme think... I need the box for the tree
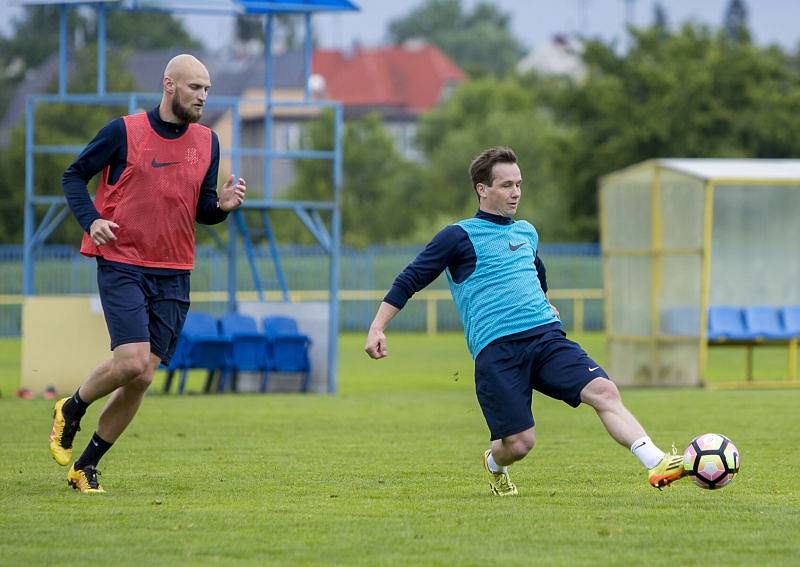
[415,77,578,241]
[0,6,199,244]
[0,7,198,119]
[386,0,525,77]
[235,14,300,51]
[723,0,750,43]
[282,111,425,247]
[106,10,200,50]
[0,49,136,244]
[545,23,800,239]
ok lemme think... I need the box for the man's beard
[171,93,202,124]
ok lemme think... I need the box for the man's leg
[579,377,645,448]
[481,428,535,496]
[49,342,151,466]
[490,428,536,467]
[66,351,160,494]
[580,377,684,488]
[95,352,161,443]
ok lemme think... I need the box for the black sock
[74,432,113,470]
[63,389,89,420]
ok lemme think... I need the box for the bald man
[52,54,246,493]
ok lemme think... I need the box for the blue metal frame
[21,1,357,393]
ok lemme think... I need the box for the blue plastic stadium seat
[781,306,800,337]
[707,306,754,341]
[168,312,232,394]
[219,313,270,392]
[743,306,790,340]
[262,316,312,392]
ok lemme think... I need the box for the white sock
[630,436,665,469]
[487,452,507,473]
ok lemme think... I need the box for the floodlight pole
[22,100,35,295]
[329,104,343,394]
[97,2,107,96]
[303,13,312,101]
[58,4,68,95]
[263,14,274,200]
[228,103,242,314]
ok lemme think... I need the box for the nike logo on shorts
[589,366,599,372]
[151,158,181,168]
[509,242,527,251]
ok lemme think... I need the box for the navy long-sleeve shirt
[385,209,562,342]
[62,107,227,274]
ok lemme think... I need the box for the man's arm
[365,225,467,359]
[196,132,233,224]
[62,118,125,245]
[364,302,400,359]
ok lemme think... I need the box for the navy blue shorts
[97,263,190,364]
[474,330,609,440]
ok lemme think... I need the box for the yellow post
[426,297,438,336]
[788,338,798,380]
[573,297,585,334]
[650,167,663,378]
[698,181,715,384]
[598,178,614,348]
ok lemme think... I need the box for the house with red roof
[311,40,467,159]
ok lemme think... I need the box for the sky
[1,0,799,53]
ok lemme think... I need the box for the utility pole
[623,0,637,49]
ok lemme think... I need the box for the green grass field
[1,333,799,566]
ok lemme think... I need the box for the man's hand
[550,302,560,318]
[364,326,389,359]
[218,174,247,212]
[89,219,119,246]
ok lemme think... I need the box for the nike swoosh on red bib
[151,158,181,168]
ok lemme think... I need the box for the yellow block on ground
[21,295,110,395]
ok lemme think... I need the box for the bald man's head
[161,54,211,124]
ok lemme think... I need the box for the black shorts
[474,330,609,441]
[97,263,190,364]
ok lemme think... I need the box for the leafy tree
[106,10,200,50]
[415,77,578,241]
[281,111,425,247]
[0,7,197,118]
[0,6,201,244]
[545,23,800,239]
[0,49,135,244]
[235,14,300,51]
[386,0,525,77]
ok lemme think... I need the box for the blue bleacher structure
[164,312,232,394]
[262,316,312,393]
[706,305,800,381]
[782,306,800,336]
[163,312,312,394]
[707,305,755,341]
[219,313,270,392]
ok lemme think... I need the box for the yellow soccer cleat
[67,465,105,494]
[49,397,81,466]
[482,449,518,496]
[648,452,686,490]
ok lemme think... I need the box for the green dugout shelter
[600,159,800,387]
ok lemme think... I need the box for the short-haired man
[50,54,246,493]
[364,147,684,495]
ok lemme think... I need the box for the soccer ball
[682,433,740,490]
